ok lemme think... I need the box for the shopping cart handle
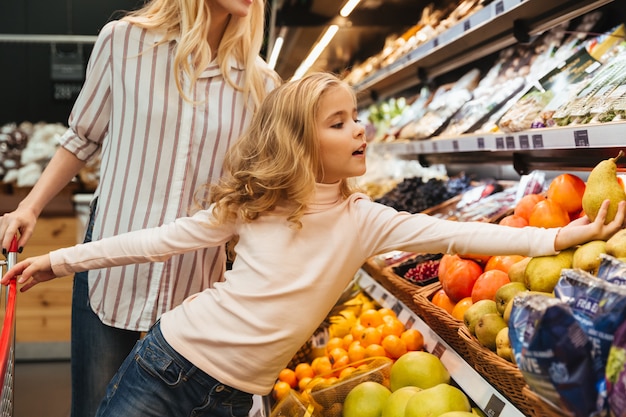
[8,236,18,254]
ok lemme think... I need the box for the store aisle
[14,360,71,417]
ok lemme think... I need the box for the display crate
[412,283,473,366]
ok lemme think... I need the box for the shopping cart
[0,237,18,417]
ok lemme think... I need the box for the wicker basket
[522,386,571,417]
[362,257,426,308]
[412,283,473,365]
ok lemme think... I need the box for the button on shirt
[59,20,275,331]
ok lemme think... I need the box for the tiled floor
[14,360,71,417]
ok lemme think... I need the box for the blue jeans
[71,198,141,417]
[95,321,254,417]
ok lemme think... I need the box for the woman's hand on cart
[1,255,57,292]
[0,207,38,255]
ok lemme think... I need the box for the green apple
[381,386,421,417]
[342,381,391,417]
[390,351,450,391]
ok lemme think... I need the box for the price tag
[494,1,504,15]
[506,136,515,149]
[452,140,459,151]
[463,20,471,31]
[532,134,544,149]
[433,37,439,48]
[495,137,505,149]
[519,135,530,149]
[432,141,438,152]
[574,130,590,147]
[380,292,389,303]
[477,137,485,149]
[404,315,416,329]
[484,394,505,417]
[432,342,446,358]
[391,301,403,316]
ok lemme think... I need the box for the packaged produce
[606,320,626,417]
[597,254,626,287]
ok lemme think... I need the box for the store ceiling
[269,0,450,80]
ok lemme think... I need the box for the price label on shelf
[506,136,515,149]
[432,342,446,359]
[477,137,485,149]
[495,137,505,149]
[574,130,590,147]
[532,134,544,148]
[519,134,530,149]
[484,394,506,417]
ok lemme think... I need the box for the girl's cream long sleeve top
[50,182,559,395]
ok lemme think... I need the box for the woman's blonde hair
[123,0,276,108]
[206,72,359,228]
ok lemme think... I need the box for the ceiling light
[292,25,339,80]
[267,30,285,70]
[339,0,362,17]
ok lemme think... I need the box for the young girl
[0,1,279,415]
[2,72,625,417]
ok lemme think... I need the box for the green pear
[573,240,607,275]
[495,326,513,362]
[508,257,531,284]
[581,150,626,223]
[463,299,497,335]
[503,299,514,324]
[475,313,507,351]
[524,248,575,293]
[606,229,626,258]
[495,282,528,315]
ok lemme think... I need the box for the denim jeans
[95,321,254,417]
[71,198,141,417]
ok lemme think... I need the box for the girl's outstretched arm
[554,199,626,251]
[1,254,56,292]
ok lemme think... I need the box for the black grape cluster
[375,174,472,213]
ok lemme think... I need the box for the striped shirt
[59,20,277,331]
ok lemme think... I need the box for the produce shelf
[357,268,526,417]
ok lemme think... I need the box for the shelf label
[404,315,416,329]
[484,394,505,417]
[391,301,403,316]
[433,37,439,48]
[432,342,446,358]
[453,140,459,151]
[574,130,590,147]
[495,137,505,149]
[463,20,471,31]
[532,134,544,149]
[494,1,504,15]
[519,134,530,149]
[432,141,438,152]
[477,137,485,149]
[506,136,515,149]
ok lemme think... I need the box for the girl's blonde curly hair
[203,72,361,229]
[123,0,277,108]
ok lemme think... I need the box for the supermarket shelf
[369,121,626,174]
[353,0,615,106]
[357,269,526,417]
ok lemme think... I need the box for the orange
[400,328,424,351]
[298,376,313,391]
[381,334,408,359]
[471,270,510,303]
[294,363,315,381]
[342,333,354,349]
[514,194,546,221]
[431,288,456,314]
[498,214,528,227]
[278,368,297,388]
[311,356,332,376]
[328,347,350,369]
[546,173,586,215]
[484,255,525,274]
[380,317,405,338]
[351,322,367,341]
[272,381,291,401]
[359,309,384,327]
[339,366,356,379]
[528,199,570,228]
[360,326,382,347]
[364,343,387,358]
[325,337,345,354]
[451,296,473,321]
[377,307,397,319]
[348,341,367,362]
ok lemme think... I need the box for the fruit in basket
[528,199,570,228]
[438,254,483,302]
[514,194,545,221]
[572,240,607,274]
[494,282,527,315]
[389,351,450,391]
[381,386,421,417]
[498,214,528,227]
[432,288,457,314]
[463,299,497,335]
[607,229,626,258]
[400,329,424,352]
[471,270,510,303]
[404,383,471,417]
[524,248,575,293]
[495,326,513,362]
[507,256,531,283]
[342,381,391,417]
[582,150,626,223]
[450,297,473,321]
[546,173,586,215]
[475,313,507,351]
[484,255,525,273]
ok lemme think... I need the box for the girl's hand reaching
[554,199,626,251]
[1,255,57,292]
